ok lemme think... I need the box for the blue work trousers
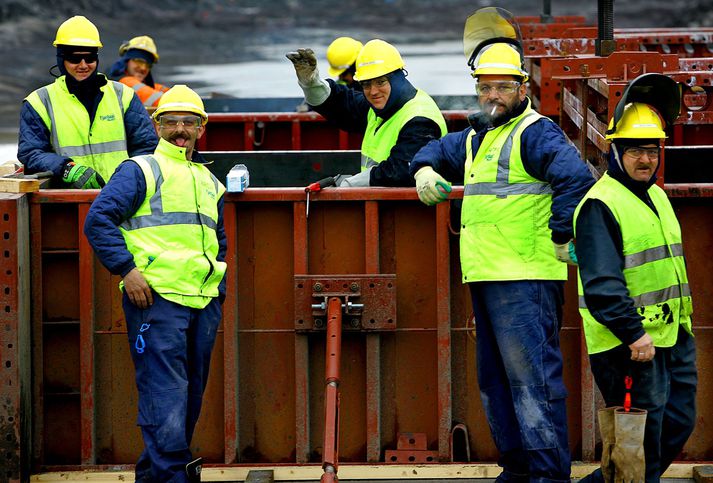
[124,292,222,483]
[469,280,571,483]
[582,326,697,483]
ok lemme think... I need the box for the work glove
[598,407,617,483]
[286,48,331,106]
[415,166,451,206]
[338,169,371,187]
[62,162,105,189]
[610,408,647,483]
[553,239,578,265]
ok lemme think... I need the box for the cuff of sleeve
[611,326,647,347]
[299,78,331,106]
[118,262,137,278]
[551,231,572,244]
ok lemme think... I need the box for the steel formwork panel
[198,112,472,152]
[3,186,709,479]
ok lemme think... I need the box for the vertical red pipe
[78,204,95,464]
[321,297,343,483]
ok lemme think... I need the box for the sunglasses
[64,52,98,65]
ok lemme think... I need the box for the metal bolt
[350,282,359,292]
[350,318,360,328]
[313,282,323,292]
[314,318,324,328]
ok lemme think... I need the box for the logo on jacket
[100,114,116,122]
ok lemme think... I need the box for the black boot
[186,457,203,483]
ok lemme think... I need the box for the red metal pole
[321,297,343,483]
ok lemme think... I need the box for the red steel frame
[4,184,709,481]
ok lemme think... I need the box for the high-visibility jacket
[460,106,566,282]
[360,89,447,171]
[119,138,227,309]
[119,76,169,107]
[574,172,693,354]
[25,75,134,181]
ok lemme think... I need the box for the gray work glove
[598,407,617,483]
[553,239,578,265]
[611,408,647,483]
[339,168,371,187]
[286,48,331,106]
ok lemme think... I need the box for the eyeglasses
[159,115,202,130]
[623,146,660,160]
[359,77,389,90]
[130,58,150,67]
[64,52,98,65]
[476,81,521,96]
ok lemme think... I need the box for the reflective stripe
[36,87,61,152]
[130,81,147,93]
[143,90,163,107]
[578,283,691,308]
[624,243,684,269]
[58,139,129,158]
[121,155,218,232]
[112,82,126,125]
[37,82,127,157]
[361,154,379,170]
[464,181,553,196]
[121,211,217,230]
[465,112,538,198]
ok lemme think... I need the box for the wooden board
[0,177,41,193]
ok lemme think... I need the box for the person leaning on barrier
[574,74,697,483]
[18,16,157,189]
[326,36,363,90]
[84,85,226,483]
[287,39,447,187]
[108,35,171,108]
[410,28,596,482]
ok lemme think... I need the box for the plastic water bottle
[226,164,249,192]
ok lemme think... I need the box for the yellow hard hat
[53,16,103,48]
[119,35,159,62]
[152,85,208,124]
[354,39,405,81]
[605,103,666,140]
[327,37,363,77]
[472,43,528,82]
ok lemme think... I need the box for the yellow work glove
[415,166,451,206]
[553,239,578,265]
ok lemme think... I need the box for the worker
[18,16,157,188]
[574,73,696,483]
[410,28,596,482]
[83,85,226,483]
[108,35,171,107]
[287,39,447,187]
[326,36,363,90]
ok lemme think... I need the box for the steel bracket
[294,274,397,332]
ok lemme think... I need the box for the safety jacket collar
[154,137,210,165]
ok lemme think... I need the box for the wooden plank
[0,178,41,193]
[28,463,699,482]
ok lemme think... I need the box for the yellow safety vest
[360,89,447,171]
[460,104,566,282]
[25,75,134,181]
[574,172,693,354]
[120,139,227,309]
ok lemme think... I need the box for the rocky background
[0,0,711,132]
